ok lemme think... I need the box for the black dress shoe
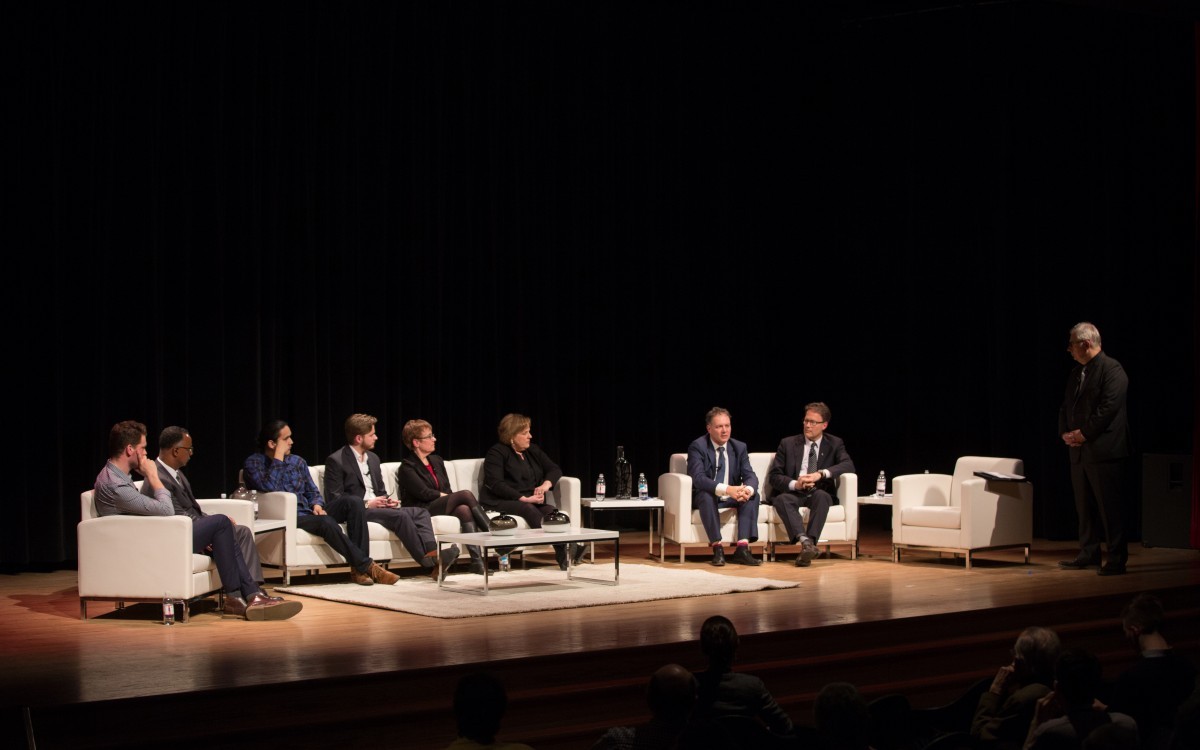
[555,544,569,570]
[799,537,818,565]
[1098,564,1127,576]
[572,543,588,565]
[730,546,762,566]
[710,546,726,567]
[1058,556,1098,569]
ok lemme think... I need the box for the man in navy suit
[766,402,855,567]
[686,407,761,566]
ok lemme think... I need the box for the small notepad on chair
[973,471,1027,482]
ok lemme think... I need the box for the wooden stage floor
[3,527,1198,748]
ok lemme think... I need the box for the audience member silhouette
[973,627,1062,750]
[1024,648,1137,750]
[694,615,796,743]
[591,663,699,749]
[1107,593,1196,750]
[814,682,873,750]
[446,672,534,750]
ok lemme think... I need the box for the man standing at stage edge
[1057,321,1132,576]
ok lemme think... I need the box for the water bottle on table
[596,473,606,501]
[637,472,649,500]
[876,470,887,497]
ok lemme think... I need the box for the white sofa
[660,452,858,563]
[77,488,254,621]
[253,459,581,584]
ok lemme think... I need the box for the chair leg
[79,600,87,621]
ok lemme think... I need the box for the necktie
[1076,367,1086,397]
[807,442,818,476]
[715,446,725,484]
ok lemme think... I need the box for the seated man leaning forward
[95,420,301,620]
[323,413,460,580]
[686,407,762,567]
[766,401,855,567]
[243,419,399,586]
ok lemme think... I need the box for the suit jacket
[398,453,455,508]
[480,442,563,505]
[141,460,205,520]
[323,445,388,505]
[1058,350,1132,464]
[694,669,794,736]
[766,433,854,499]
[686,436,758,498]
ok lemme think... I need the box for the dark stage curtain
[8,2,1196,566]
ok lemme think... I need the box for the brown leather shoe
[369,562,400,585]
[350,567,375,586]
[223,594,249,618]
[245,592,303,621]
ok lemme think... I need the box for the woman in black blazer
[480,413,585,570]
[397,419,491,575]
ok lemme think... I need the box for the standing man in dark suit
[686,407,761,567]
[1058,321,1132,576]
[142,425,263,585]
[323,413,459,580]
[766,402,856,567]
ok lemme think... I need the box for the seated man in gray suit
[142,425,263,586]
[766,402,855,567]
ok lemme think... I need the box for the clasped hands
[725,485,754,503]
[366,496,399,509]
[795,472,822,492]
[1061,429,1086,447]
[520,483,553,504]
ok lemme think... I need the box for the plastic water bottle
[876,470,886,497]
[596,473,606,501]
[637,473,649,500]
[162,593,175,626]
[249,489,259,519]
[499,554,510,572]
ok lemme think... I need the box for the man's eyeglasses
[418,434,436,441]
[803,419,826,427]
[173,446,194,455]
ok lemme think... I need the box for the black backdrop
[10,1,1196,567]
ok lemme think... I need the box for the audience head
[344,413,377,445]
[646,663,697,723]
[814,682,872,750]
[1121,592,1165,640]
[453,672,509,745]
[156,425,193,469]
[497,413,531,445]
[257,419,291,454]
[402,419,434,453]
[1013,626,1061,687]
[1053,648,1104,711]
[1082,722,1139,750]
[700,615,739,669]
[107,420,148,461]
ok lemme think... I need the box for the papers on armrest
[973,471,1028,482]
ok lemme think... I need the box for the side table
[581,497,665,563]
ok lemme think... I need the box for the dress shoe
[369,562,400,585]
[1058,556,1099,570]
[350,567,375,585]
[1098,564,1127,576]
[245,592,303,621]
[798,537,818,566]
[555,543,569,570]
[572,542,588,566]
[467,558,487,575]
[710,546,726,567]
[428,547,461,579]
[729,545,762,566]
[223,594,249,618]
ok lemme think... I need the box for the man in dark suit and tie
[686,407,762,566]
[144,425,263,583]
[323,413,459,580]
[766,402,856,567]
[1058,322,1132,576]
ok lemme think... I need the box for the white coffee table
[858,494,894,506]
[581,497,664,562]
[435,527,620,595]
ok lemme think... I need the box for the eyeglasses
[803,419,826,426]
[417,434,436,441]
[173,446,195,455]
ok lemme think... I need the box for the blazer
[398,453,455,509]
[765,433,855,499]
[141,460,205,519]
[686,436,759,498]
[480,442,563,506]
[323,445,388,505]
[1057,350,1132,464]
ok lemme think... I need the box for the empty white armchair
[891,456,1033,569]
[76,490,252,621]
[659,452,773,563]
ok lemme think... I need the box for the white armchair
[891,456,1033,569]
[77,489,253,621]
[659,453,773,563]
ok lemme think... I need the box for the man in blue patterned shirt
[243,419,399,586]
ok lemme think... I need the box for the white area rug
[275,563,799,618]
